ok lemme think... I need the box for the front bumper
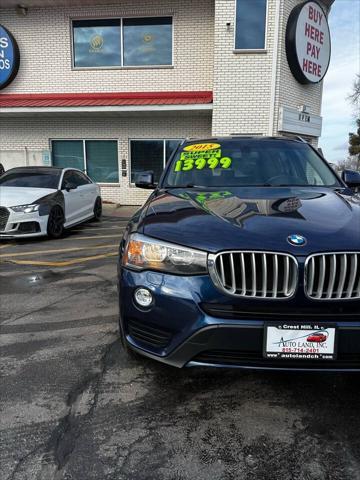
[119,268,360,371]
[0,207,48,238]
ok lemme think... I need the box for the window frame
[50,139,120,185]
[233,0,269,53]
[70,15,174,70]
[129,138,182,187]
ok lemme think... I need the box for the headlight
[11,204,40,214]
[123,233,208,275]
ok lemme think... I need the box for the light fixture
[298,105,310,114]
[16,5,28,16]
[134,288,153,308]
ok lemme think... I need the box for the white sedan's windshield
[0,171,60,189]
[164,139,341,188]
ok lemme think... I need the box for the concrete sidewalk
[102,204,140,218]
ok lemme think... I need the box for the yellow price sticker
[174,156,232,172]
[183,143,221,152]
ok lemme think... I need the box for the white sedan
[0,166,102,239]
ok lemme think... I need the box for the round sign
[0,25,20,90]
[286,1,331,84]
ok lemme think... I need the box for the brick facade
[0,114,212,204]
[0,0,214,94]
[212,0,276,136]
[0,0,332,205]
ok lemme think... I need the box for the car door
[61,170,89,225]
[75,171,98,217]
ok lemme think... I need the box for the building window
[72,17,173,68]
[123,17,172,66]
[52,140,84,170]
[235,0,267,50]
[73,19,121,68]
[130,139,181,184]
[52,140,119,183]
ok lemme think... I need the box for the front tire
[93,197,102,221]
[47,206,64,239]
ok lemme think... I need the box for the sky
[320,0,360,164]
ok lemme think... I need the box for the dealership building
[0,0,333,205]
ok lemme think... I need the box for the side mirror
[135,171,157,189]
[342,169,360,188]
[64,181,77,192]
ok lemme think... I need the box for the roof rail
[230,133,261,137]
[295,136,308,143]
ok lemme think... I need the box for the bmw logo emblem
[287,234,307,246]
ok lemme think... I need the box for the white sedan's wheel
[93,197,102,221]
[47,206,64,239]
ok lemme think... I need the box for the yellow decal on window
[180,149,222,161]
[175,144,232,172]
[174,155,232,172]
[183,143,221,152]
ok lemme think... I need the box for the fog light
[134,288,153,307]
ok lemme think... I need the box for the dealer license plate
[264,323,337,360]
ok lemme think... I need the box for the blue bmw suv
[118,137,360,370]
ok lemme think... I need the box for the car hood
[140,187,360,254]
[0,186,58,207]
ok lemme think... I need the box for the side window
[61,171,83,189]
[130,139,181,183]
[61,171,70,189]
[75,171,92,186]
[235,0,267,50]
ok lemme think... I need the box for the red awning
[0,91,213,108]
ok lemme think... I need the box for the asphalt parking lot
[2,207,360,480]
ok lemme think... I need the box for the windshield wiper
[167,184,208,189]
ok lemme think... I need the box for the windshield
[163,139,342,188]
[0,171,61,189]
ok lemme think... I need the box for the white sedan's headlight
[10,204,40,214]
[123,233,208,275]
